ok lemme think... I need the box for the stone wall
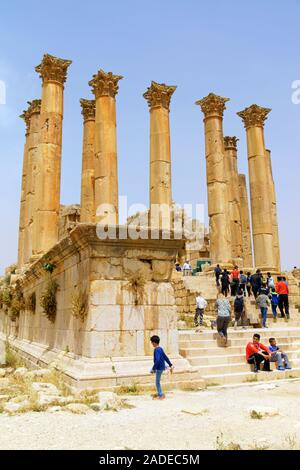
[0,224,202,389]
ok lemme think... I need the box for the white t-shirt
[183,263,191,270]
[196,296,207,309]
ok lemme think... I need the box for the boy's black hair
[271,287,276,292]
[150,335,160,345]
[269,337,276,343]
[240,270,244,274]
[253,333,260,340]
[267,272,271,276]
[277,276,282,281]
[247,271,251,276]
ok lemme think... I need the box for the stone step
[179,327,300,341]
[202,367,300,387]
[187,349,300,366]
[191,357,300,375]
[180,342,300,357]
[179,336,300,350]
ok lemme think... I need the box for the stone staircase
[179,326,300,387]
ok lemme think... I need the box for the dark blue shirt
[269,344,279,352]
[152,347,172,371]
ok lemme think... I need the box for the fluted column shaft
[34,54,72,256]
[89,70,122,225]
[143,81,176,212]
[224,137,243,264]
[238,174,253,268]
[80,99,96,223]
[196,93,232,266]
[17,111,30,268]
[238,105,275,271]
[265,149,281,271]
[24,101,41,263]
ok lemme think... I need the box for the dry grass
[216,433,242,450]
[250,410,263,419]
[70,289,88,322]
[126,273,146,305]
[40,279,59,323]
[116,384,143,396]
[5,342,25,369]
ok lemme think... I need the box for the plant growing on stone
[42,260,56,274]
[40,279,59,323]
[0,286,12,309]
[71,288,88,321]
[8,282,25,321]
[127,273,146,305]
[25,292,36,313]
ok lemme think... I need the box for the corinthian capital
[89,70,123,99]
[80,99,96,122]
[237,104,271,129]
[143,81,177,111]
[35,54,72,85]
[20,100,41,135]
[224,136,239,150]
[196,93,229,118]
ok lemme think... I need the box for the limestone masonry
[1,53,299,390]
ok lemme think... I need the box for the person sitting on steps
[246,333,272,373]
[268,337,292,371]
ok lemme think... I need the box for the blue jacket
[152,347,172,371]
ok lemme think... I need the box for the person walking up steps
[214,264,222,288]
[270,287,279,322]
[256,291,271,328]
[239,271,247,297]
[276,276,290,320]
[194,292,208,332]
[246,272,252,297]
[234,289,246,329]
[150,335,173,400]
[221,269,230,297]
[215,293,231,345]
[250,269,262,299]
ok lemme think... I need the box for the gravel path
[1,380,300,450]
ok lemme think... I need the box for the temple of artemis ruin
[0,52,294,389]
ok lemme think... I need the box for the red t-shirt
[275,281,289,295]
[246,342,269,361]
[232,269,240,279]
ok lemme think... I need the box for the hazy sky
[0,0,299,273]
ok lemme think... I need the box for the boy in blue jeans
[150,335,173,400]
[269,337,292,371]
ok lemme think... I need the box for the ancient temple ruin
[1,53,298,389]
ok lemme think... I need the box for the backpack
[234,296,244,312]
[240,274,247,284]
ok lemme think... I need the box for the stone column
[224,136,243,264]
[23,100,41,263]
[143,81,176,228]
[196,93,232,266]
[265,149,281,271]
[238,174,253,268]
[34,54,72,256]
[237,105,275,271]
[89,70,122,225]
[17,107,30,268]
[80,99,96,223]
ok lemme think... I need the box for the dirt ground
[1,379,300,450]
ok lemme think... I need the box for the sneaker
[285,366,292,370]
[277,366,285,371]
